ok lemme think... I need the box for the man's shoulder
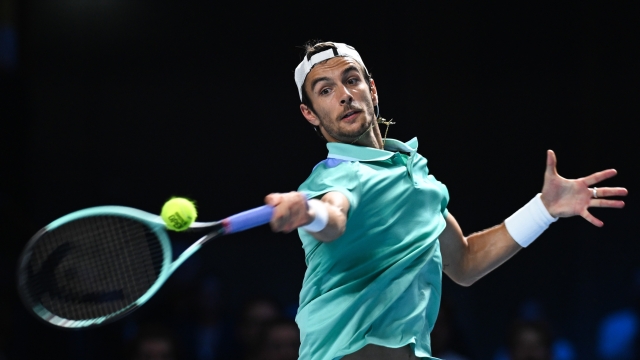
[311,158,352,172]
[298,158,360,193]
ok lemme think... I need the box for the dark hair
[299,40,373,139]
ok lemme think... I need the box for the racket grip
[226,205,274,233]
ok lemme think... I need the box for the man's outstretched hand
[540,150,628,227]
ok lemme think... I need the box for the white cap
[294,42,369,101]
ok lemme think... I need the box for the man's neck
[352,122,384,149]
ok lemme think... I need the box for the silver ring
[592,187,598,199]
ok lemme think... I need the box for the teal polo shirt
[296,138,449,360]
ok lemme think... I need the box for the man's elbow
[446,271,479,287]
[455,277,478,287]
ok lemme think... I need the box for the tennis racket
[17,204,274,328]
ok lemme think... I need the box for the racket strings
[23,216,164,321]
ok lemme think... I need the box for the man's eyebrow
[341,65,361,78]
[310,76,332,92]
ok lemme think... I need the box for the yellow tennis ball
[161,197,197,231]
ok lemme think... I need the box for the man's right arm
[265,191,350,242]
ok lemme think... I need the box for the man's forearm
[440,215,522,286]
[458,224,523,285]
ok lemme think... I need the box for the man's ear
[300,104,320,126]
[369,79,378,106]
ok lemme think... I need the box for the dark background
[1,1,638,359]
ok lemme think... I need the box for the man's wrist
[302,199,329,233]
[539,193,556,217]
[505,194,558,247]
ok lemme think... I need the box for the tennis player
[264,42,627,360]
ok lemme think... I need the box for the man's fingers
[594,187,628,198]
[269,192,312,233]
[545,150,558,177]
[590,199,625,208]
[581,210,604,227]
[270,207,289,231]
[581,169,618,186]
[265,193,283,206]
[272,208,291,231]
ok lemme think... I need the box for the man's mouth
[341,110,362,121]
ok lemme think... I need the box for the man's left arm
[440,150,628,286]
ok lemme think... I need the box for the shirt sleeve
[298,160,361,218]
[426,174,449,216]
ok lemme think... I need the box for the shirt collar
[326,137,419,161]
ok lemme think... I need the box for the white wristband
[302,199,329,233]
[504,194,558,247]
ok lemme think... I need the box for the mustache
[339,105,365,119]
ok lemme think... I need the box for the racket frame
[17,206,224,328]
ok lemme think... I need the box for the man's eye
[347,78,360,85]
[320,88,330,95]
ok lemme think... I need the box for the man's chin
[338,123,372,141]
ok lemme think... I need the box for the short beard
[316,98,375,143]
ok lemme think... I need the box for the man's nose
[338,85,353,105]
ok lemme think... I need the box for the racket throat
[168,223,225,274]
